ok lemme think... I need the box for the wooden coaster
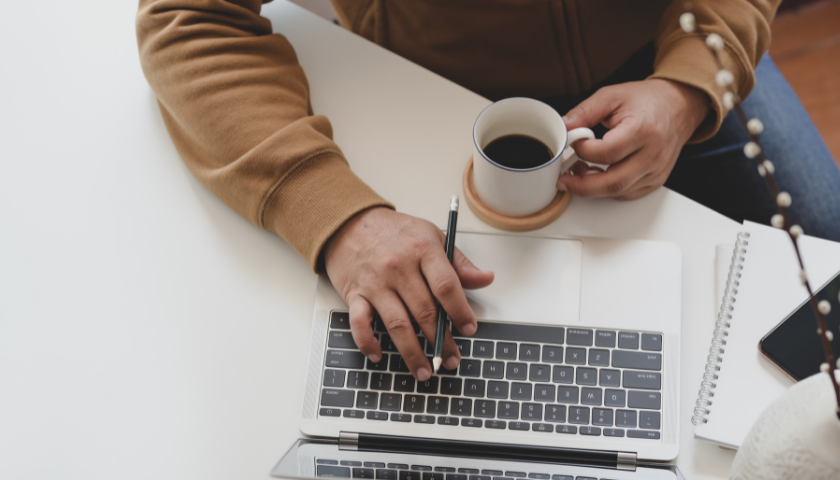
[463,156,571,232]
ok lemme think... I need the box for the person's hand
[558,79,710,200]
[323,207,494,381]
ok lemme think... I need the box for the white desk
[0,1,740,478]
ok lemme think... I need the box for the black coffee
[483,134,554,170]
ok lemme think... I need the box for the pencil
[433,195,459,373]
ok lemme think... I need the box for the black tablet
[759,270,840,381]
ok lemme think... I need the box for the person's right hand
[322,207,495,381]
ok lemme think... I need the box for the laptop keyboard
[319,311,663,440]
[315,459,608,480]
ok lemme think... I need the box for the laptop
[288,232,681,476]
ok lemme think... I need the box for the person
[136,0,840,382]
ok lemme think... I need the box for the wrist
[322,206,391,266]
[660,79,710,131]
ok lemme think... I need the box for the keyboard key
[451,398,472,416]
[473,341,494,358]
[509,421,530,431]
[498,401,520,419]
[604,389,626,407]
[417,377,439,394]
[488,381,509,399]
[618,332,640,349]
[343,409,364,418]
[475,400,496,418]
[377,470,397,479]
[413,466,432,471]
[440,377,462,396]
[461,418,482,427]
[556,425,577,434]
[400,471,421,480]
[598,369,621,387]
[427,396,449,414]
[318,465,351,477]
[437,416,458,426]
[594,330,616,348]
[370,373,393,391]
[640,411,661,429]
[447,474,468,480]
[435,468,456,473]
[604,428,625,437]
[592,408,613,426]
[623,370,662,390]
[533,384,555,402]
[380,334,397,352]
[366,411,388,421]
[394,375,415,392]
[483,361,505,379]
[528,364,551,382]
[496,343,517,360]
[510,383,532,401]
[541,346,563,364]
[615,410,637,428]
[321,388,355,407]
[342,461,363,466]
[438,364,458,376]
[329,331,358,349]
[356,391,378,409]
[506,363,528,381]
[544,405,566,422]
[455,339,471,357]
[568,406,590,424]
[612,350,662,371]
[587,349,610,367]
[575,367,597,386]
[527,475,549,480]
[487,419,507,429]
[628,430,660,439]
[320,407,341,417]
[404,395,426,413]
[388,464,409,470]
[348,371,369,389]
[464,379,486,397]
[460,359,482,377]
[365,462,386,468]
[565,348,586,365]
[519,344,540,361]
[505,472,526,478]
[326,350,366,369]
[628,390,661,410]
[566,328,593,346]
[469,476,491,480]
[330,312,350,330]
[423,473,444,480]
[414,415,435,424]
[367,355,389,371]
[641,333,663,352]
[318,459,339,465]
[380,393,401,411]
[389,355,410,373]
[581,387,602,405]
[521,403,543,421]
[458,470,479,475]
[482,471,502,477]
[556,386,579,404]
[552,366,574,384]
[551,476,573,480]
[532,423,553,432]
[455,322,564,345]
[373,316,388,332]
[580,426,601,436]
[390,413,411,422]
[324,369,346,387]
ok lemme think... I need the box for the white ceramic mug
[472,97,594,217]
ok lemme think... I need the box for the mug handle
[559,127,595,174]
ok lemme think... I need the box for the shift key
[612,350,661,371]
[326,349,366,369]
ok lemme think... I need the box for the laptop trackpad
[455,233,582,325]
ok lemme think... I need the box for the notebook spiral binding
[691,231,751,426]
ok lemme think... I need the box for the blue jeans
[666,55,840,242]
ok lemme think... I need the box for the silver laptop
[293,232,681,474]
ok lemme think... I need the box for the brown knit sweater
[136,0,780,271]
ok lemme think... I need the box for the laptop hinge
[339,431,359,451]
[616,452,637,471]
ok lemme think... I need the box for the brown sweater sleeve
[649,0,781,143]
[136,0,393,271]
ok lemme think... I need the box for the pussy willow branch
[682,2,840,417]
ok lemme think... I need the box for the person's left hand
[558,78,710,200]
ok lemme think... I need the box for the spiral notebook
[691,221,840,449]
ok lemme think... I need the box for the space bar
[454,321,565,345]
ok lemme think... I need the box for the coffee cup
[472,97,594,217]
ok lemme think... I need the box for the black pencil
[433,195,459,373]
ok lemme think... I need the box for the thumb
[563,88,617,130]
[453,247,494,290]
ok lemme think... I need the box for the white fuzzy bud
[790,225,803,238]
[777,192,792,207]
[763,160,775,174]
[706,33,724,52]
[757,165,766,176]
[723,92,735,110]
[800,269,808,284]
[680,13,696,33]
[818,300,832,315]
[821,362,830,373]
[744,142,761,158]
[747,118,764,135]
[771,214,784,228]
[827,330,835,341]
[716,69,734,87]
